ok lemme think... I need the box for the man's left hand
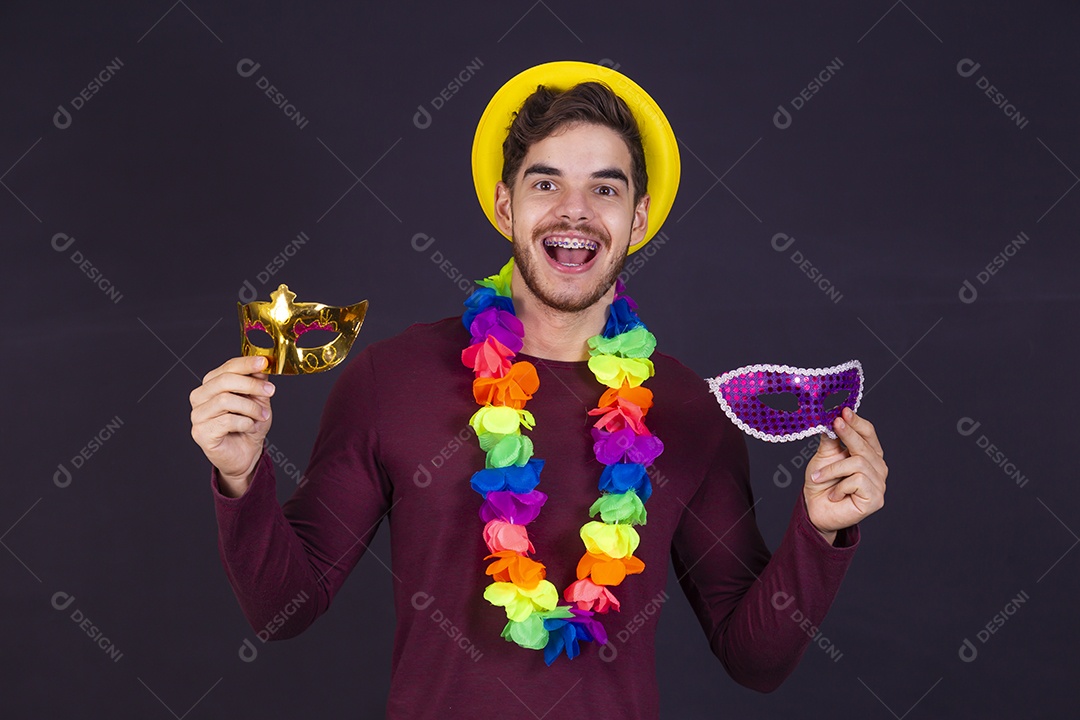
[803,407,888,545]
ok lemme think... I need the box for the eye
[757,392,800,412]
[822,390,850,411]
[244,327,274,349]
[596,185,617,196]
[295,329,340,348]
[534,179,555,191]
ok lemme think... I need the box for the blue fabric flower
[602,297,645,338]
[463,287,515,330]
[542,611,605,665]
[598,462,652,503]
[469,458,545,497]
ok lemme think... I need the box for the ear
[628,193,651,249]
[494,181,513,237]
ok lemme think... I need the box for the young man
[189,61,887,718]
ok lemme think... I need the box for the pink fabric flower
[563,578,621,613]
[483,519,534,554]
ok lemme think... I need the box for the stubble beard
[512,220,628,314]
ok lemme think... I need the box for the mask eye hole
[823,390,850,411]
[244,327,275,349]
[295,329,340,348]
[756,392,800,412]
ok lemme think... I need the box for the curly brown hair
[501,81,648,205]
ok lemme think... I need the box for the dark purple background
[4,1,1076,717]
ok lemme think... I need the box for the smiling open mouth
[543,236,599,267]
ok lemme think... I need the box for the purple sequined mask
[706,361,863,442]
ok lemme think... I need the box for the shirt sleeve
[210,347,393,640]
[670,426,859,692]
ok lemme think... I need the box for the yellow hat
[472,61,680,255]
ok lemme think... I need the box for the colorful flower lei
[461,258,663,664]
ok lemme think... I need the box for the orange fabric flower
[598,383,653,410]
[473,361,539,408]
[576,551,646,586]
[462,336,515,378]
[485,550,547,589]
[589,383,653,434]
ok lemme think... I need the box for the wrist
[216,467,254,498]
[815,525,838,546]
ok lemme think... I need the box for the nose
[553,183,592,224]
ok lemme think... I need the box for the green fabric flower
[589,490,647,525]
[587,327,656,359]
[486,434,534,468]
[500,606,574,650]
[476,257,515,297]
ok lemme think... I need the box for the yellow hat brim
[472,61,680,255]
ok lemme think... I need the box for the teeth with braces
[543,237,598,251]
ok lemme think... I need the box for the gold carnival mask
[238,284,368,375]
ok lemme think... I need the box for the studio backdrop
[3,2,1075,718]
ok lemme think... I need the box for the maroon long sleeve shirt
[211,317,859,718]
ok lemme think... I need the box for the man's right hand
[190,355,276,498]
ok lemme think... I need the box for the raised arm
[670,419,861,692]
[193,349,392,639]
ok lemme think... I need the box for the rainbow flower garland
[461,258,663,664]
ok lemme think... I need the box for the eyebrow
[522,163,629,187]
[591,168,629,186]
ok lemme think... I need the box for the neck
[510,268,613,362]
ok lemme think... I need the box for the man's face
[494,122,650,313]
